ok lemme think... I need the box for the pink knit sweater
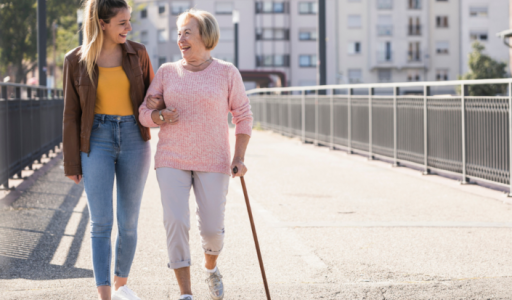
[139,59,253,175]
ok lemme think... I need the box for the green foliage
[458,42,508,96]
[0,0,80,83]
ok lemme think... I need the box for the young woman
[62,0,159,299]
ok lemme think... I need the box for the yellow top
[95,66,133,116]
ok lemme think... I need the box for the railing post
[314,89,319,145]
[1,86,8,189]
[393,86,399,166]
[369,87,374,160]
[263,94,267,129]
[509,82,512,196]
[348,88,353,154]
[423,85,430,175]
[288,92,292,136]
[461,84,467,184]
[330,88,334,150]
[16,87,22,179]
[301,90,306,143]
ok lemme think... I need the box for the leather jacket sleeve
[141,47,154,95]
[62,55,83,176]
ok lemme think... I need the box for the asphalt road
[1,128,512,299]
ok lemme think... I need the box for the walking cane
[233,166,271,300]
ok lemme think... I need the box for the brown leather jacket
[62,40,154,176]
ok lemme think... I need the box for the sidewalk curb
[0,152,63,208]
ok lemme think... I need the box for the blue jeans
[81,114,151,287]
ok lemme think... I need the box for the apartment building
[460,0,509,75]
[337,0,509,86]
[337,0,461,85]
[130,0,337,88]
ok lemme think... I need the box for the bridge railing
[246,78,512,193]
[0,83,64,189]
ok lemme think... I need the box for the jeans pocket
[91,120,102,132]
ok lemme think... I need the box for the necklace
[182,57,213,68]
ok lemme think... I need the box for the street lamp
[77,9,84,46]
[37,0,47,87]
[232,10,239,69]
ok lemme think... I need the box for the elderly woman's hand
[161,107,180,124]
[147,95,166,110]
[230,157,247,178]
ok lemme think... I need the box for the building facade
[130,0,337,88]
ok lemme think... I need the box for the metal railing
[246,78,512,193]
[0,82,64,189]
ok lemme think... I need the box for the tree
[0,0,80,84]
[458,42,508,96]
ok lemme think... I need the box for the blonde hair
[177,8,220,50]
[79,0,130,82]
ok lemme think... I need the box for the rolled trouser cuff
[167,259,191,269]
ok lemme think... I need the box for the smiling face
[177,17,208,61]
[100,8,132,45]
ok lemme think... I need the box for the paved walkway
[1,128,512,299]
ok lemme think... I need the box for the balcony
[377,51,393,63]
[407,51,422,62]
[377,25,393,36]
[408,25,422,36]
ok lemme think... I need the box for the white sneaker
[112,286,142,300]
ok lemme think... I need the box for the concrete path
[1,128,512,299]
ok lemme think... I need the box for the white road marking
[49,194,88,266]
[230,183,328,270]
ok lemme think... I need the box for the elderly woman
[138,8,252,300]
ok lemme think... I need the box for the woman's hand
[67,175,82,184]
[161,107,180,125]
[146,95,166,110]
[231,157,247,178]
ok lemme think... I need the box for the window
[158,3,166,15]
[377,41,392,62]
[407,70,421,81]
[299,29,317,41]
[347,42,361,54]
[436,41,449,54]
[348,69,362,83]
[158,57,167,67]
[256,55,290,67]
[470,6,488,17]
[378,69,392,82]
[220,28,234,41]
[470,31,488,41]
[377,0,393,10]
[408,17,421,35]
[408,0,421,9]
[216,2,233,14]
[171,1,191,15]
[436,69,449,81]
[140,31,148,45]
[407,42,421,62]
[158,29,168,43]
[298,2,317,14]
[377,15,392,36]
[256,28,290,40]
[436,16,448,28]
[348,15,362,28]
[299,55,317,67]
[256,2,288,13]
[141,8,147,19]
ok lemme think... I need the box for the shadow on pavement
[0,162,93,280]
